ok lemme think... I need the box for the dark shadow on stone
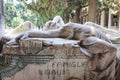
[0,41,3,80]
[115,58,120,80]
[0,40,3,53]
[0,40,3,62]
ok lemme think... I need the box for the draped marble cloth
[84,22,120,80]
[80,37,116,80]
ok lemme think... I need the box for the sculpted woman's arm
[15,23,76,42]
[28,29,62,38]
[15,27,73,43]
[15,29,61,40]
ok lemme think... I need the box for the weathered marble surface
[3,38,80,55]
[2,38,116,80]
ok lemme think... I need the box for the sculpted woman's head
[43,21,61,31]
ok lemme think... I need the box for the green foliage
[24,0,65,23]
[4,2,17,27]
[4,1,43,28]
[4,0,88,28]
[12,17,24,28]
[97,0,120,13]
[63,0,88,22]
[24,0,88,23]
[5,0,117,28]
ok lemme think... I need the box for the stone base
[1,38,116,80]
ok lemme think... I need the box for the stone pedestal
[1,38,116,80]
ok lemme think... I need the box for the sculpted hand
[15,31,29,43]
[6,32,29,45]
[21,32,29,40]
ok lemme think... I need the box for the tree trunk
[74,1,81,23]
[88,0,97,23]
[75,7,81,23]
[0,0,5,53]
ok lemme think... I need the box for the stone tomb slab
[2,38,113,80]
